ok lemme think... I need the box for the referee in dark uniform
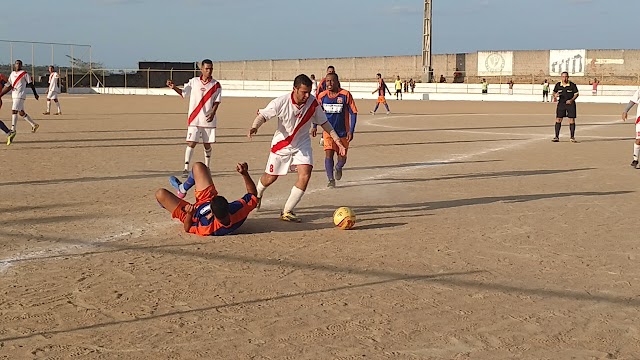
[552,71,580,142]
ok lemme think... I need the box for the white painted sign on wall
[550,49,586,76]
[477,51,513,76]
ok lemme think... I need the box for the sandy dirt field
[0,94,639,359]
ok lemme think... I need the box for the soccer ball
[333,207,356,230]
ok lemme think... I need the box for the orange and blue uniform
[0,74,7,88]
[377,79,390,104]
[316,89,358,151]
[171,187,258,236]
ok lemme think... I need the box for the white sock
[204,148,212,168]
[56,102,61,113]
[11,114,18,130]
[23,114,36,127]
[256,179,267,198]
[283,186,305,213]
[46,101,51,113]
[634,144,640,161]
[184,146,194,170]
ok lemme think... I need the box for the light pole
[422,0,433,82]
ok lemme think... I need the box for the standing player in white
[0,60,40,133]
[167,59,221,178]
[43,66,62,115]
[248,74,346,222]
[622,89,640,168]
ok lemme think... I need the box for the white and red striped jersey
[8,70,32,99]
[181,76,221,128]
[48,71,60,93]
[258,93,328,153]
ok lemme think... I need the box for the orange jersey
[317,89,358,137]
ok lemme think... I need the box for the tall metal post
[422,0,433,82]
[89,46,93,87]
[31,43,35,81]
[70,45,74,89]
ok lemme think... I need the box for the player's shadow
[10,138,271,150]
[353,138,528,148]
[44,128,185,134]
[0,202,90,213]
[337,159,500,173]
[297,190,633,222]
[357,122,626,134]
[73,112,186,116]
[574,137,633,143]
[43,127,253,135]
[0,214,95,227]
[236,216,406,234]
[0,170,235,187]
[331,168,595,189]
[13,133,272,145]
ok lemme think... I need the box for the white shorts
[186,126,215,143]
[265,147,313,176]
[11,98,25,112]
[47,91,58,100]
[635,119,640,139]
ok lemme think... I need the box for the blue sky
[1,0,635,68]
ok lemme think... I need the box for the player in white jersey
[167,59,222,178]
[0,60,40,134]
[248,74,346,222]
[0,75,16,145]
[43,66,62,115]
[622,89,640,168]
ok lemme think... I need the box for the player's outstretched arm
[28,82,39,100]
[166,79,183,96]
[237,162,257,195]
[623,101,636,121]
[248,113,267,139]
[319,121,346,156]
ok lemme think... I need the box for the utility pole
[422,0,433,82]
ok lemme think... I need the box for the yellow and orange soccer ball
[333,207,356,230]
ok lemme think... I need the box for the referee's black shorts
[556,103,577,119]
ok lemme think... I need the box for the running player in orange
[313,73,357,187]
[370,73,391,115]
[155,161,258,236]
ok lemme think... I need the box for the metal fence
[0,39,92,90]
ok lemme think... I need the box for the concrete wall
[71,80,639,104]
[210,50,640,85]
